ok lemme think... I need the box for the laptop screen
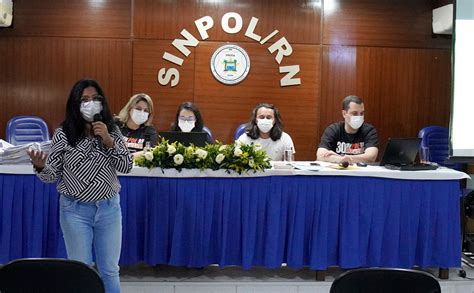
[379,138,421,166]
[158,131,208,147]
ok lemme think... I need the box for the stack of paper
[0,141,51,165]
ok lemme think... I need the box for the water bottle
[283,147,294,162]
[144,141,151,152]
[143,135,151,152]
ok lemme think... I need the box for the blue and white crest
[210,44,250,85]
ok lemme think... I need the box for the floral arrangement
[134,139,272,174]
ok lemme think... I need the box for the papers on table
[289,162,324,172]
[0,140,51,165]
[0,139,13,149]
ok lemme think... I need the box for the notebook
[379,138,438,170]
[158,131,208,147]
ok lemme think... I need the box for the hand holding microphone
[92,113,114,148]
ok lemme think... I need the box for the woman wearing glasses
[170,101,214,144]
[27,78,133,293]
[115,93,158,155]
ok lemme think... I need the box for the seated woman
[116,93,158,155]
[170,101,214,144]
[237,103,295,161]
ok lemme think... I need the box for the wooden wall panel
[320,46,357,130]
[321,46,452,157]
[0,0,131,38]
[193,42,320,160]
[133,0,321,44]
[0,38,132,138]
[323,0,452,48]
[132,40,196,131]
[132,39,320,160]
[0,0,454,162]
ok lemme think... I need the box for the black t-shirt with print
[319,121,378,155]
[116,120,158,153]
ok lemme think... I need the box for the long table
[0,163,468,273]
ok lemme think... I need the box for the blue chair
[203,126,213,139]
[234,123,247,140]
[418,125,461,170]
[6,116,50,145]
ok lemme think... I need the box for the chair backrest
[234,123,248,140]
[203,126,213,139]
[330,268,441,293]
[418,125,461,170]
[0,258,105,293]
[6,116,50,145]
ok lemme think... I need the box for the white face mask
[178,119,195,132]
[80,101,103,122]
[130,109,149,125]
[257,118,274,134]
[348,115,364,130]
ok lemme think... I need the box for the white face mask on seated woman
[178,120,195,132]
[130,109,149,125]
[257,118,274,134]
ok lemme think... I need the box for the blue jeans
[59,194,122,293]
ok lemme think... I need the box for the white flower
[248,158,255,167]
[173,154,184,165]
[234,146,243,157]
[215,153,225,164]
[195,148,208,159]
[167,144,176,155]
[144,152,154,161]
[254,143,262,151]
[219,145,227,152]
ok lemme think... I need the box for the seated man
[317,95,378,164]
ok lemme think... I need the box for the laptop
[379,138,438,170]
[158,131,208,147]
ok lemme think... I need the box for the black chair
[0,258,104,293]
[330,268,441,293]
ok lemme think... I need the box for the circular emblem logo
[210,44,250,85]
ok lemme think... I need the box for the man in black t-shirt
[317,95,378,164]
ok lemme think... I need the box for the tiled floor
[120,262,474,293]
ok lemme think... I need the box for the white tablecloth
[0,161,469,180]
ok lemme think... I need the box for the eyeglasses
[80,95,104,103]
[179,116,196,122]
[257,115,274,120]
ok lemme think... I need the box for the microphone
[93,113,103,148]
[93,113,103,123]
[339,161,349,168]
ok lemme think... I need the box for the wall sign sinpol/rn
[158,12,301,87]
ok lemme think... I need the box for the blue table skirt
[0,174,461,269]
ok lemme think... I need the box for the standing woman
[116,93,158,155]
[237,103,295,161]
[27,78,133,293]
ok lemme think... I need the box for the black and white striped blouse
[37,126,133,202]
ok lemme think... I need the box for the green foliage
[134,138,271,174]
